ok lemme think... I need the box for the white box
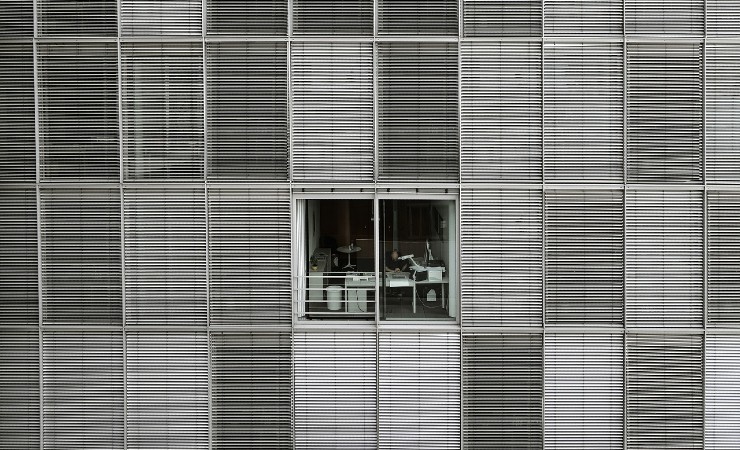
[427,267,444,282]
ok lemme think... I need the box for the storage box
[427,266,445,282]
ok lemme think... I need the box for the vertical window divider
[540,0,547,441]
[622,0,629,444]
[702,1,708,445]
[116,0,127,447]
[202,5,211,447]
[457,1,464,446]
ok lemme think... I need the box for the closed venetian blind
[294,332,377,450]
[461,189,542,327]
[40,188,122,325]
[211,332,292,449]
[625,0,703,35]
[544,0,622,35]
[378,42,459,181]
[463,333,543,449]
[706,44,740,183]
[707,1,740,35]
[293,0,373,35]
[626,333,703,450]
[463,0,542,36]
[0,43,35,182]
[0,0,33,37]
[291,42,374,181]
[124,188,207,326]
[707,191,740,325]
[206,0,287,35]
[37,0,117,36]
[461,42,542,181]
[706,334,740,449]
[121,0,202,36]
[38,43,119,180]
[208,187,291,325]
[379,0,458,35]
[379,332,460,450]
[42,331,123,450]
[206,42,287,180]
[0,330,39,449]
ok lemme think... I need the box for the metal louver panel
[627,43,703,183]
[0,330,38,449]
[206,0,287,35]
[208,187,291,325]
[463,0,542,36]
[544,43,623,182]
[206,42,287,180]
[294,332,377,449]
[462,333,543,449]
[124,188,207,326]
[625,191,703,327]
[378,42,459,181]
[545,190,624,325]
[0,188,37,325]
[626,333,703,450]
[378,0,458,35]
[293,0,373,35]
[40,188,122,325]
[379,332,460,450]
[38,43,119,180]
[706,334,740,449]
[0,43,35,182]
[0,0,33,37]
[42,331,123,449]
[708,191,740,325]
[706,44,740,183]
[625,0,703,35]
[544,333,624,450]
[122,43,204,180]
[126,332,208,449]
[291,42,374,181]
[544,0,622,35]
[461,189,542,326]
[461,42,542,181]
[121,0,202,36]
[37,0,117,36]
[211,332,292,449]
[707,1,740,35]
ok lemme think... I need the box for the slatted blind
[706,334,740,449]
[462,333,542,449]
[37,0,117,36]
[121,0,202,36]
[0,330,38,449]
[42,331,123,450]
[0,188,37,325]
[206,0,287,35]
[126,332,209,449]
[379,332,460,450]
[0,43,35,182]
[463,0,542,36]
[294,332,377,450]
[206,42,287,180]
[291,43,374,181]
[40,188,122,325]
[0,0,33,37]
[461,189,542,327]
[626,333,703,450]
[208,187,291,325]
[378,42,458,181]
[624,0,703,35]
[461,42,542,181]
[544,43,623,182]
[544,0,622,35]
[122,43,204,180]
[38,43,119,180]
[707,1,740,35]
[545,190,623,325]
[706,44,740,183]
[123,188,207,326]
[293,0,373,35]
[378,0,458,35]
[708,191,740,325]
[544,334,623,450]
[211,332,292,449]
[627,43,703,183]
[625,191,703,327]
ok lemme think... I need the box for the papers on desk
[386,272,413,287]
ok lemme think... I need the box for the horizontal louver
[462,333,542,449]
[706,44,740,183]
[208,187,291,325]
[291,42,374,181]
[206,42,287,180]
[0,0,33,37]
[42,331,123,449]
[463,0,542,36]
[123,188,207,326]
[626,333,703,450]
[0,188,37,325]
[38,43,119,180]
[211,332,291,449]
[293,0,373,35]
[122,43,204,180]
[544,43,623,182]
[627,43,703,183]
[707,0,740,35]
[121,0,202,35]
[0,330,38,449]
[379,332,460,450]
[37,0,117,36]
[544,0,622,35]
[708,191,740,325]
[706,334,740,449]
[461,189,542,327]
[461,42,542,181]
[206,0,287,35]
[379,0,457,35]
[40,188,122,325]
[0,43,35,182]
[126,332,208,449]
[625,0,703,35]
[294,332,377,449]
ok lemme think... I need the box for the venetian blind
[544,0,622,35]
[293,0,373,35]
[706,44,740,183]
[0,330,39,449]
[463,0,542,36]
[206,0,287,35]
[379,0,458,35]
[120,0,202,36]
[0,43,35,181]
[706,334,740,449]
[37,0,117,36]
[707,191,740,325]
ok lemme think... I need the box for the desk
[415,275,449,310]
[385,272,449,314]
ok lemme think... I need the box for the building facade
[1,0,740,448]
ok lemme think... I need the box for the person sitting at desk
[385,249,408,273]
